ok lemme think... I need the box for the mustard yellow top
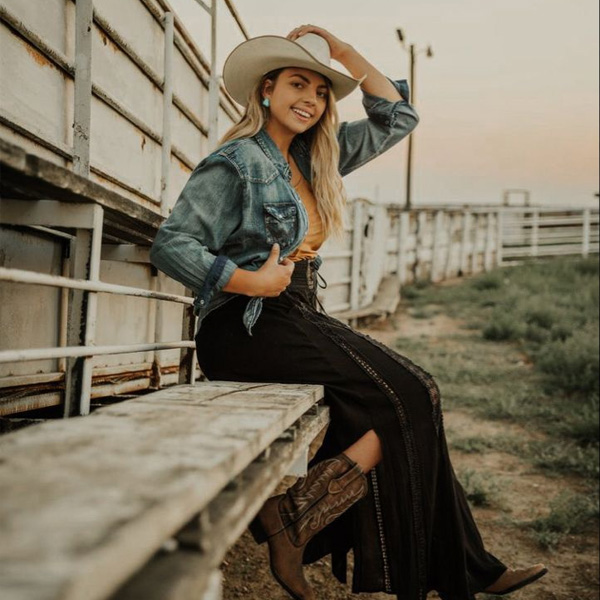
[287,158,326,261]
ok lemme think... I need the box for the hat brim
[222,35,361,108]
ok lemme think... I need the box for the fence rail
[318,202,599,316]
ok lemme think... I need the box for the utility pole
[396,29,433,210]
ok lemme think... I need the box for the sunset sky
[170,0,599,208]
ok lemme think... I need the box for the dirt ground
[220,303,599,600]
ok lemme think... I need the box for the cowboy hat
[222,33,364,107]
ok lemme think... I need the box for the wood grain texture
[0,381,325,600]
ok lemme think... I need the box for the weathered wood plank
[111,406,330,600]
[0,381,325,600]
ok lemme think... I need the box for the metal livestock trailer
[0,0,248,417]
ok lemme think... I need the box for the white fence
[501,207,599,260]
[318,201,599,315]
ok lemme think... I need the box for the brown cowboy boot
[483,563,548,595]
[249,452,369,600]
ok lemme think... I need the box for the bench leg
[201,569,222,600]
[286,447,309,477]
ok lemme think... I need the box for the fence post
[397,210,410,284]
[582,208,591,258]
[444,212,457,279]
[73,0,93,177]
[496,209,504,267]
[460,210,471,275]
[484,212,494,271]
[431,210,444,282]
[471,213,479,274]
[350,200,363,311]
[414,211,427,281]
[531,209,539,257]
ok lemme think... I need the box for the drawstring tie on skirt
[283,258,328,314]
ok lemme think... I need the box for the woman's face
[263,67,330,135]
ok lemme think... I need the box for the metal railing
[0,0,248,417]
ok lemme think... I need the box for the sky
[169,0,599,208]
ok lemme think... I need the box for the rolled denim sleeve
[149,154,242,306]
[338,78,420,177]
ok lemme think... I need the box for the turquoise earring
[262,97,270,108]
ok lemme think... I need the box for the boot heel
[248,514,268,544]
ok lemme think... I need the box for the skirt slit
[194,260,507,599]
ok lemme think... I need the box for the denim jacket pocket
[263,201,297,248]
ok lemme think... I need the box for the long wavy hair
[219,68,348,241]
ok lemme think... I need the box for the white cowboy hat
[222,33,364,107]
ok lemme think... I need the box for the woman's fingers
[287,24,324,41]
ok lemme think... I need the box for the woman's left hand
[286,25,352,62]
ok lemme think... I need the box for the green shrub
[414,278,432,290]
[529,491,599,549]
[553,398,600,445]
[525,307,556,330]
[525,324,551,344]
[528,440,600,479]
[549,323,573,342]
[483,315,524,341]
[536,333,600,397]
[456,468,500,507]
[573,257,600,276]
[450,436,494,454]
[401,285,421,300]
[410,306,440,320]
[472,272,503,291]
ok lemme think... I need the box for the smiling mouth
[291,107,313,121]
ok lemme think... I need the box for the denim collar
[254,128,291,181]
[253,127,310,182]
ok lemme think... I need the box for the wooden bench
[0,381,329,600]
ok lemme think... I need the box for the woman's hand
[253,243,295,297]
[286,25,352,62]
[223,244,294,297]
[288,24,402,103]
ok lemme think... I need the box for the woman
[150,25,548,600]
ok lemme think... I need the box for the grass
[528,491,599,550]
[456,468,502,508]
[399,256,599,456]
[397,256,599,549]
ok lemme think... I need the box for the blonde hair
[219,69,347,241]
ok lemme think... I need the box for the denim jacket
[150,77,419,336]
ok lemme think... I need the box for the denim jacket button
[199,299,205,306]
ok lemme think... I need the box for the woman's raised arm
[288,25,419,177]
[287,25,402,102]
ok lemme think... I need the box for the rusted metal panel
[95,0,166,76]
[0,22,71,148]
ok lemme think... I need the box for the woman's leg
[343,429,383,473]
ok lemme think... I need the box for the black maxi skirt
[195,258,507,600]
